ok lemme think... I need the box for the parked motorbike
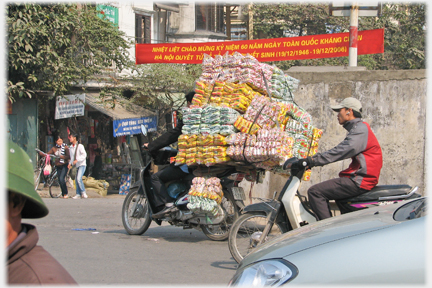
[121,125,248,241]
[228,157,421,263]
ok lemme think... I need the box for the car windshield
[393,198,427,221]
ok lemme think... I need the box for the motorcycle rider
[299,97,383,220]
[143,91,195,218]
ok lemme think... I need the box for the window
[136,14,151,43]
[196,3,224,33]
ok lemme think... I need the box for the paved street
[30,187,238,285]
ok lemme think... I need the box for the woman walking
[68,133,88,199]
[39,134,70,198]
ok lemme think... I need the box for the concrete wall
[239,69,427,201]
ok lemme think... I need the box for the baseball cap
[331,97,362,113]
[7,141,49,218]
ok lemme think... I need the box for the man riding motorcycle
[143,91,195,218]
[299,97,383,220]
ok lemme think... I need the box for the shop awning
[85,93,155,120]
[85,93,158,137]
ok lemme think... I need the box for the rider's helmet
[7,141,49,218]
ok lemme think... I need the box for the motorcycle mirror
[140,124,148,136]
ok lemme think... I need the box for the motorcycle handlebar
[283,157,299,170]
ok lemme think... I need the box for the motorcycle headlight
[229,259,298,287]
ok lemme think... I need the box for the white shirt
[69,143,87,167]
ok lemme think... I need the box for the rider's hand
[142,143,149,150]
[298,157,314,169]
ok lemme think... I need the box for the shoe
[152,206,175,219]
[60,195,69,199]
[81,192,88,199]
[72,195,81,199]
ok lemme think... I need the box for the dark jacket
[311,118,383,190]
[147,118,184,154]
[8,224,77,284]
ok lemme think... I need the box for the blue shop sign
[113,116,157,137]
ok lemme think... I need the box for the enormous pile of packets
[175,52,323,180]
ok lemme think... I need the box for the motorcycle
[228,157,421,263]
[121,125,249,241]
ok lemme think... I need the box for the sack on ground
[83,176,109,197]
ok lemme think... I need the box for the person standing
[68,132,88,199]
[91,148,103,180]
[300,97,383,220]
[39,134,70,198]
[7,141,77,284]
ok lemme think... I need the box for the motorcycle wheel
[228,212,288,263]
[48,176,62,198]
[121,188,151,235]
[201,192,240,241]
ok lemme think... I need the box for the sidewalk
[37,185,125,199]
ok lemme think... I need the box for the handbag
[69,143,81,180]
[43,155,52,176]
[69,165,78,180]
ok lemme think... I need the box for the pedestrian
[68,132,88,199]
[92,148,103,180]
[7,141,77,284]
[300,97,383,220]
[38,134,70,198]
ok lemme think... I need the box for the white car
[229,197,426,286]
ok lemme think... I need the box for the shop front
[50,92,157,193]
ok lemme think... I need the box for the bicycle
[35,148,72,198]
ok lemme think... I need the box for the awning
[85,93,155,120]
[84,93,158,137]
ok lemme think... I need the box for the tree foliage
[102,63,202,136]
[7,3,133,102]
[247,2,425,70]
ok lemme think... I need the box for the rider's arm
[311,123,368,167]
[147,118,183,153]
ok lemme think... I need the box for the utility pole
[349,2,359,67]
[226,5,231,40]
[248,3,253,40]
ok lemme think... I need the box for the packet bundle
[201,105,220,124]
[187,177,224,216]
[233,116,261,135]
[219,107,240,125]
[243,95,281,129]
[219,124,237,136]
[182,106,202,125]
[270,67,300,101]
[182,124,200,135]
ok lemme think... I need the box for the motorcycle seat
[340,184,412,203]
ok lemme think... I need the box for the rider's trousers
[151,165,189,208]
[307,177,367,220]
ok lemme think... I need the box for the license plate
[232,187,246,201]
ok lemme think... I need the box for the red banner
[136,29,384,64]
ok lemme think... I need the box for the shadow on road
[211,260,238,271]
[102,226,212,243]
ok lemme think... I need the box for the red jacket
[311,118,383,190]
